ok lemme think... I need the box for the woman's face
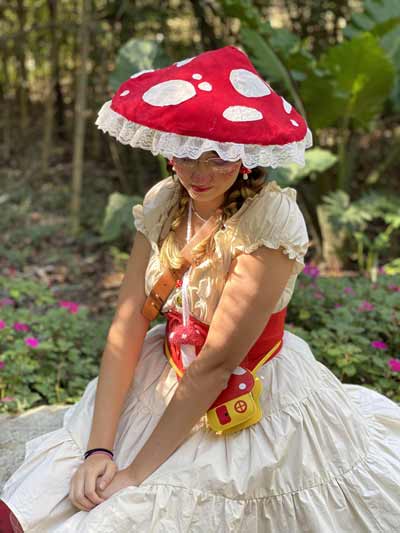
[172,151,242,204]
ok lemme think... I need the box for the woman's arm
[86,230,151,452]
[127,246,297,485]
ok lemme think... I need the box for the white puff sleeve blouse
[132,177,310,325]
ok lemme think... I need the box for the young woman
[1,46,399,533]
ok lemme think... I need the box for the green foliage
[268,147,338,185]
[343,0,400,39]
[108,38,171,90]
[301,33,395,130]
[287,272,400,401]
[343,0,400,110]
[0,276,111,414]
[219,0,260,29]
[322,190,400,278]
[101,192,143,242]
[239,27,306,116]
[384,258,400,275]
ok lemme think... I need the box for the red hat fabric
[95,45,313,168]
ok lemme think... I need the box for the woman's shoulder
[132,176,179,243]
[241,179,299,218]
[224,179,301,232]
[228,179,310,275]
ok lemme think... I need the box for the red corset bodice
[164,306,287,380]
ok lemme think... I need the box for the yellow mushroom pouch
[206,367,263,435]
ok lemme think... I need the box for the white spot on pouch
[232,367,246,375]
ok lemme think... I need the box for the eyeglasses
[173,157,240,174]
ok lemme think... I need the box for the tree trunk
[71,0,91,234]
[316,204,346,272]
[16,0,29,135]
[0,49,12,161]
[42,0,59,175]
[190,0,222,50]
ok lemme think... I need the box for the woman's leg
[0,499,24,532]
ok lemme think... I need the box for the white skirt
[2,324,400,532]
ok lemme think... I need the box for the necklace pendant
[192,208,207,223]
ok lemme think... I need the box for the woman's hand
[69,454,117,512]
[96,466,139,500]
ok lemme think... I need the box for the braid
[158,184,190,270]
[159,164,267,269]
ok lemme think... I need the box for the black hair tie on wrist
[84,447,114,460]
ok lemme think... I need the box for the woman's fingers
[85,474,106,506]
[71,472,97,511]
[97,461,117,490]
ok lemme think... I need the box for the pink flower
[0,360,5,369]
[13,322,30,332]
[58,300,80,314]
[303,263,320,279]
[371,340,388,350]
[334,303,343,308]
[313,291,325,300]
[68,303,79,314]
[378,266,386,275]
[0,320,6,329]
[1,396,15,403]
[388,358,400,372]
[343,287,355,295]
[358,300,375,312]
[388,284,400,292]
[0,297,14,307]
[25,337,39,348]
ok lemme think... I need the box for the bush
[1,267,399,414]
[0,276,111,414]
[287,266,400,402]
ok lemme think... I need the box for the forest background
[0,0,399,414]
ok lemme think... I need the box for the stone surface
[0,405,70,492]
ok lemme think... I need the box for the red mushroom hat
[95,45,313,168]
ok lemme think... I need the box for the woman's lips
[191,184,212,192]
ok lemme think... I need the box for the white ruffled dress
[2,178,400,532]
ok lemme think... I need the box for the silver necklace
[191,204,210,223]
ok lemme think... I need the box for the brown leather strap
[142,261,190,321]
[141,209,222,321]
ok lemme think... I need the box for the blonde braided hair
[158,165,267,270]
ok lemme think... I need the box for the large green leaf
[301,33,395,129]
[267,148,338,186]
[381,26,400,110]
[343,0,400,110]
[239,27,306,116]
[218,0,261,30]
[108,38,170,91]
[343,0,400,39]
[101,192,143,242]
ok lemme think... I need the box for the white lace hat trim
[95,99,313,169]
